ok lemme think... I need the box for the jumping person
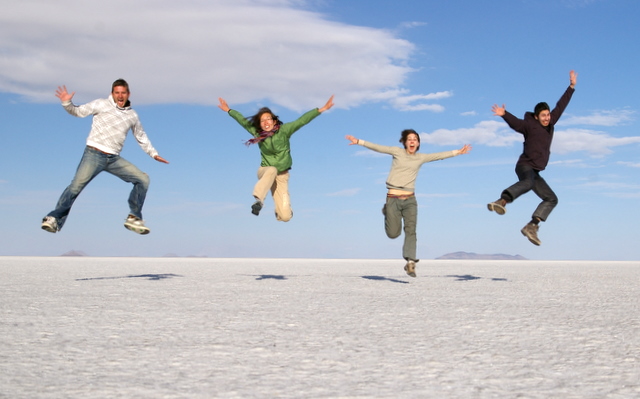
[487,70,577,246]
[41,79,169,235]
[218,96,334,221]
[346,131,471,277]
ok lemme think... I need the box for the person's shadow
[76,273,182,281]
[361,275,409,284]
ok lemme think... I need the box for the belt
[87,145,113,155]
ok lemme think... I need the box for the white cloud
[353,150,389,158]
[326,188,361,197]
[552,128,640,156]
[617,161,640,168]
[0,0,437,112]
[388,91,451,112]
[418,119,640,157]
[419,120,521,147]
[558,109,635,127]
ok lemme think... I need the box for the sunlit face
[260,113,276,132]
[112,86,130,108]
[404,133,420,154]
[535,110,551,127]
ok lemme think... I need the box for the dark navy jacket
[502,86,575,171]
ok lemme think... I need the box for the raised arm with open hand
[455,144,472,155]
[345,135,359,145]
[491,103,506,117]
[55,85,75,103]
[217,97,230,112]
[318,95,335,113]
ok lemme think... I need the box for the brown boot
[487,199,507,215]
[521,223,541,246]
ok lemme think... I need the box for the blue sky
[1,0,639,260]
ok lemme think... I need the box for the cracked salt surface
[1,257,639,398]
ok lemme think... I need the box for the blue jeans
[48,146,150,230]
[383,195,418,262]
[502,163,558,222]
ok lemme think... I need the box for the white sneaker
[41,216,59,233]
[124,215,150,235]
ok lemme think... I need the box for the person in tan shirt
[346,130,470,277]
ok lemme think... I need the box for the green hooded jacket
[228,108,321,173]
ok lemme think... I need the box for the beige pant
[253,166,292,222]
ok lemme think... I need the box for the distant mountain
[61,250,88,257]
[436,251,527,260]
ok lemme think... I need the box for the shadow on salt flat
[76,274,183,281]
[361,275,409,284]
[443,274,508,282]
[255,274,287,280]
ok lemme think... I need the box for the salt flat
[1,257,638,398]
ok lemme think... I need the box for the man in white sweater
[346,130,470,277]
[41,79,169,235]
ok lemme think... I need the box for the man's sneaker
[521,223,541,246]
[404,260,417,278]
[487,199,507,215]
[251,200,263,216]
[124,215,150,235]
[41,216,59,233]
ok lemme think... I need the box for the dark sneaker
[521,223,541,246]
[487,199,506,215]
[251,200,263,216]
[41,216,59,233]
[124,215,150,235]
[404,260,417,278]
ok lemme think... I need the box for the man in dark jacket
[487,70,577,246]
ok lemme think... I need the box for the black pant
[501,163,558,222]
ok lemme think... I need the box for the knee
[277,212,293,222]
[139,173,150,187]
[386,229,401,239]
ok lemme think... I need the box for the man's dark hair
[534,102,550,117]
[399,129,420,151]
[112,78,130,93]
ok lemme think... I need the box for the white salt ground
[1,257,638,398]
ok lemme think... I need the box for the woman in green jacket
[218,96,334,221]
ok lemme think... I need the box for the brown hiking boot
[404,260,417,277]
[487,199,507,215]
[521,223,541,246]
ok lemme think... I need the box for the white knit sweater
[61,95,158,158]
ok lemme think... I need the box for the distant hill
[436,251,527,260]
[61,250,88,257]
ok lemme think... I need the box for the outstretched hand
[491,103,506,117]
[456,144,472,155]
[55,85,75,102]
[570,70,578,88]
[345,135,358,145]
[217,97,230,112]
[154,155,169,164]
[319,95,335,113]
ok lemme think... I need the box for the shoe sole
[520,228,541,246]
[251,203,262,216]
[404,264,417,278]
[487,202,506,215]
[41,224,57,233]
[124,224,150,235]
